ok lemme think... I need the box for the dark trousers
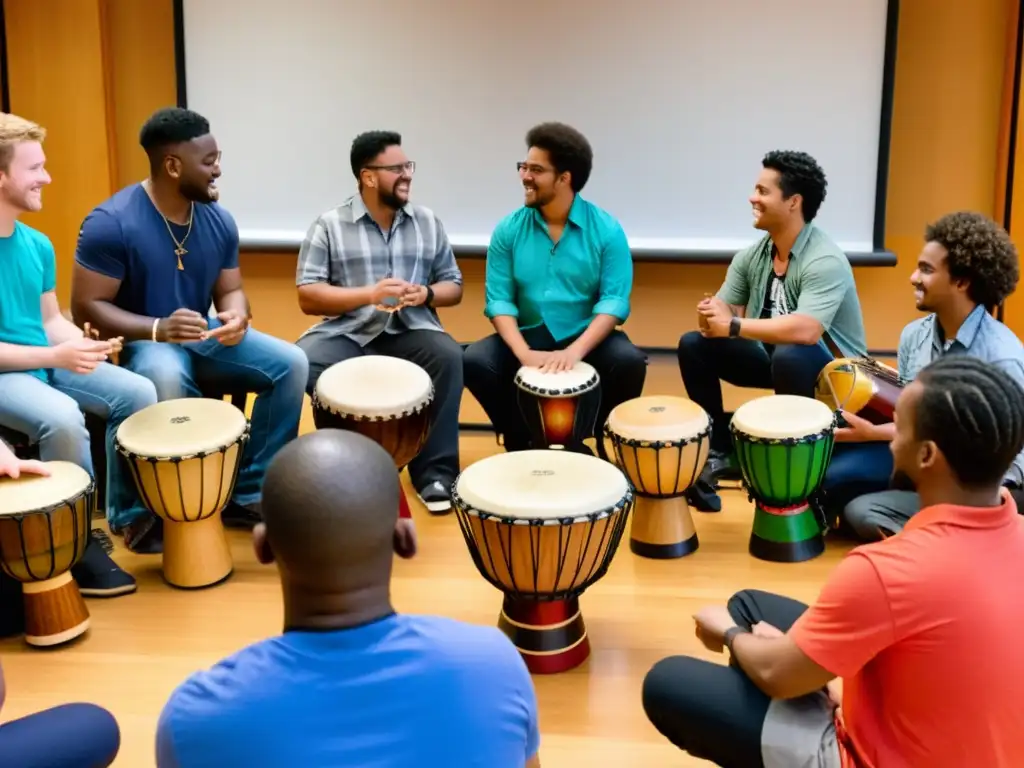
[818,441,894,534]
[463,326,648,452]
[677,332,833,453]
[642,589,810,768]
[0,702,120,767]
[297,329,463,489]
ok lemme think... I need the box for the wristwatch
[424,285,435,307]
[729,316,742,337]
[724,626,748,652]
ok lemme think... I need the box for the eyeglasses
[517,162,553,175]
[365,161,416,175]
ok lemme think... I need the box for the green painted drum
[729,395,836,563]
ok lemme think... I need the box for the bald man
[155,429,542,767]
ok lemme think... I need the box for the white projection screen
[179,0,897,262]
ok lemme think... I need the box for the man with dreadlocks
[823,210,1024,540]
[641,354,1024,767]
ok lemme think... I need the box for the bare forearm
[491,315,530,359]
[0,341,56,372]
[737,314,822,346]
[567,314,618,358]
[429,281,462,308]
[731,633,830,700]
[44,316,84,345]
[74,299,159,342]
[297,283,373,316]
[215,288,250,319]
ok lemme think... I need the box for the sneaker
[72,532,137,598]
[417,481,452,514]
[686,478,723,513]
[706,449,742,484]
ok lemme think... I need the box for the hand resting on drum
[519,348,579,373]
[834,410,895,443]
[0,441,49,480]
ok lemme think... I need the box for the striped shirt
[295,194,462,346]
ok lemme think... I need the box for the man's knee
[616,338,649,375]
[127,347,190,400]
[429,334,465,384]
[463,337,503,385]
[40,395,88,444]
[842,493,898,542]
[769,343,828,394]
[115,371,159,414]
[642,656,704,730]
[676,330,707,364]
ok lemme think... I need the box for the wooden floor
[0,434,853,767]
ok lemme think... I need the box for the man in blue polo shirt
[70,107,309,554]
[463,122,647,455]
[155,429,541,768]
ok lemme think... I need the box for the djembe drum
[117,398,250,589]
[814,356,903,425]
[515,361,600,450]
[729,395,836,563]
[452,449,633,674]
[604,395,711,559]
[312,355,434,521]
[0,461,93,647]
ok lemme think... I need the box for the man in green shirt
[678,150,867,511]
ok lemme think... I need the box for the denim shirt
[898,305,1024,486]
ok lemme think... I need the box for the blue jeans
[0,365,157,529]
[0,702,120,767]
[118,321,308,517]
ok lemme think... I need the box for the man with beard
[677,150,867,512]
[0,112,150,597]
[463,122,647,457]
[642,355,1024,768]
[71,107,309,554]
[295,130,464,515]
[825,211,1024,540]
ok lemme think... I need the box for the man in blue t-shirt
[155,429,542,768]
[0,112,153,598]
[71,107,309,553]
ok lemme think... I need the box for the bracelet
[151,318,160,342]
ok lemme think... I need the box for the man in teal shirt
[678,151,867,511]
[463,122,647,454]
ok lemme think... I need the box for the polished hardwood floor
[0,433,853,767]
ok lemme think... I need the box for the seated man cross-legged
[155,429,541,767]
[679,150,867,511]
[71,107,309,553]
[823,211,1024,540]
[0,112,148,597]
[463,122,647,456]
[642,355,1024,767]
[295,130,464,514]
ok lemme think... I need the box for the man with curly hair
[464,122,647,456]
[829,210,1024,540]
[678,151,867,511]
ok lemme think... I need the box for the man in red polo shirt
[642,354,1024,767]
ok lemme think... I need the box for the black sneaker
[72,532,137,598]
[686,478,723,513]
[416,481,452,514]
[706,449,742,484]
[122,514,163,555]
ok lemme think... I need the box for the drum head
[514,361,599,397]
[731,395,834,440]
[315,355,433,418]
[454,449,629,521]
[116,398,248,458]
[0,461,91,515]
[606,395,709,443]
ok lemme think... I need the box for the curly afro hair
[924,211,1019,309]
[526,122,593,192]
[762,150,828,222]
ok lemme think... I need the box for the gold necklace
[160,204,193,270]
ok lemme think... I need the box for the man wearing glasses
[295,130,464,515]
[463,122,647,458]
